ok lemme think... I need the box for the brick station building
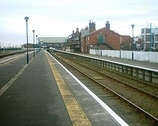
[65,20,131,53]
[80,21,131,54]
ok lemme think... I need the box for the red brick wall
[81,27,124,53]
[88,28,121,50]
[121,35,131,50]
[81,36,89,54]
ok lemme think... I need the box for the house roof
[38,37,67,44]
[83,27,123,50]
[87,27,121,36]
[80,29,89,37]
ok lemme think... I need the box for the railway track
[0,50,27,58]
[50,51,158,126]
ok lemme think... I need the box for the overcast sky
[0,0,158,47]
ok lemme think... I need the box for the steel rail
[53,53,158,124]
[77,61,158,99]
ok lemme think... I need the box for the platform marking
[0,54,26,66]
[0,57,34,97]
[0,64,28,97]
[46,53,92,126]
[46,51,129,126]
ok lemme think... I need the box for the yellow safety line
[46,53,92,126]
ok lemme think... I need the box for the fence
[90,49,158,63]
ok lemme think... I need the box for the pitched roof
[87,27,121,36]
[80,29,89,37]
[38,37,67,44]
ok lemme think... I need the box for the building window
[142,36,144,41]
[155,34,158,41]
[146,35,150,41]
[87,36,89,41]
[146,28,151,33]
[141,29,144,34]
[97,32,105,44]
[146,35,154,41]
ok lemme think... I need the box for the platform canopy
[38,37,67,44]
[38,37,68,48]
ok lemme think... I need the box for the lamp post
[32,30,35,57]
[36,35,38,44]
[24,16,29,64]
[120,42,121,58]
[131,24,135,60]
[36,35,38,54]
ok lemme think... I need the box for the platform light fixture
[36,35,38,54]
[32,30,35,57]
[131,24,135,60]
[24,16,29,64]
[36,35,38,44]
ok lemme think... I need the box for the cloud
[0,0,158,46]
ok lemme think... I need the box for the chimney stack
[72,30,74,34]
[76,28,79,32]
[89,20,96,33]
[85,26,88,30]
[106,21,110,29]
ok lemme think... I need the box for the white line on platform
[0,54,25,64]
[0,64,28,96]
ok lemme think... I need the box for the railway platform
[0,50,128,126]
[86,54,158,70]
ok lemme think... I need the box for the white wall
[90,49,158,63]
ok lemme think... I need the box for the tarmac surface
[0,50,72,126]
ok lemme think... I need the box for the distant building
[141,27,158,51]
[64,20,131,53]
[22,43,33,48]
[65,28,80,52]
[80,21,131,54]
[121,35,131,50]
[80,27,89,53]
